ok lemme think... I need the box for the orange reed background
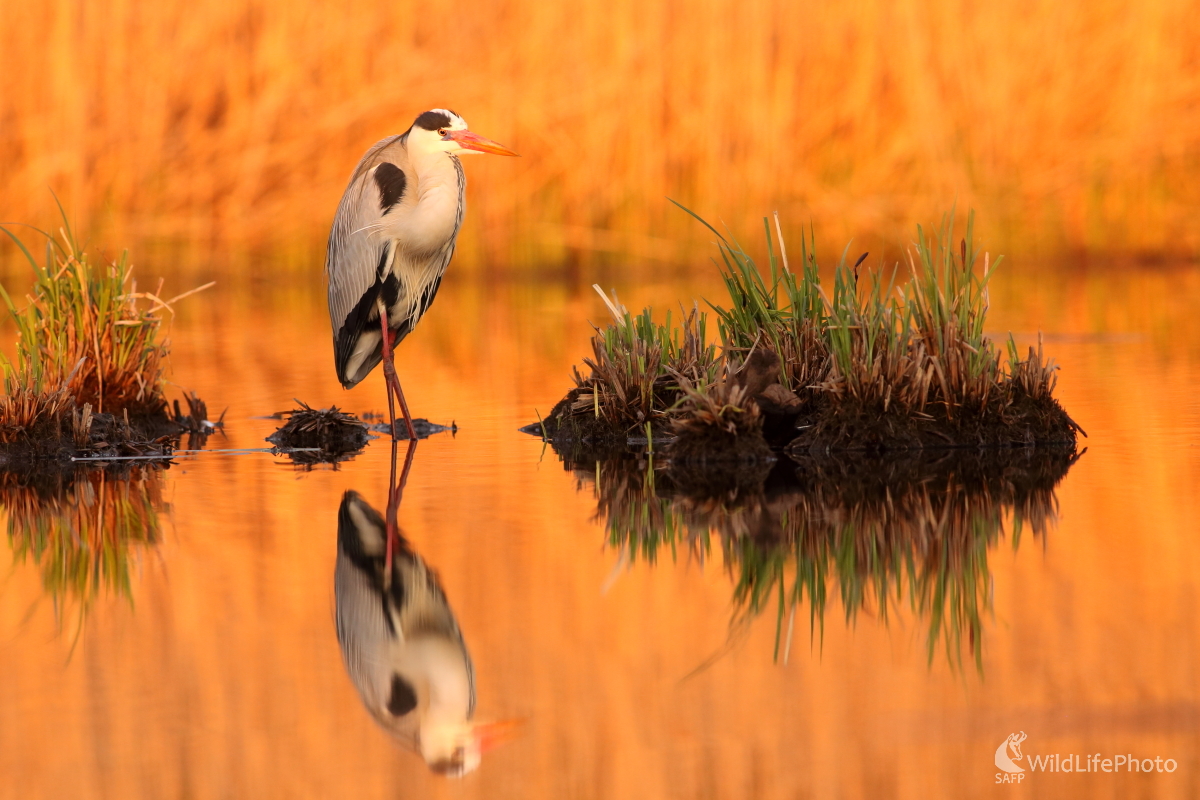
[3,0,1200,267]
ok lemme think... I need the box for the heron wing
[325,135,412,387]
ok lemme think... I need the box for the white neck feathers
[390,150,464,256]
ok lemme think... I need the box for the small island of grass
[0,220,216,465]
[525,209,1083,461]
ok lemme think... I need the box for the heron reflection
[334,440,515,776]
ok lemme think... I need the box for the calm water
[1,258,1198,799]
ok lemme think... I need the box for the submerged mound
[267,402,371,464]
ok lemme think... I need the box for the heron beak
[448,129,519,156]
[472,718,524,753]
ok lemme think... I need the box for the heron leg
[387,371,418,441]
[376,299,418,440]
[384,437,397,586]
[384,437,418,579]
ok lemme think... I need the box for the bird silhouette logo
[995,732,1028,773]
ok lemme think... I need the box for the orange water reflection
[0,262,1197,798]
[573,446,1079,671]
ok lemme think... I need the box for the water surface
[1,260,1197,798]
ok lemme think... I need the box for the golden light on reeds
[3,0,1198,265]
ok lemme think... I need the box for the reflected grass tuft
[2,466,165,639]
[580,448,1076,669]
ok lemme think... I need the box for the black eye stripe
[414,110,452,131]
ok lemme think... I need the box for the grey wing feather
[325,135,406,338]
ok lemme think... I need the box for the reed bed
[585,448,1073,667]
[3,0,1198,264]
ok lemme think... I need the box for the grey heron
[334,441,518,776]
[325,109,517,439]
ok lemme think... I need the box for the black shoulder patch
[387,674,418,716]
[414,110,452,131]
[373,163,406,214]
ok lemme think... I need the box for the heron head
[407,109,518,157]
[419,718,524,778]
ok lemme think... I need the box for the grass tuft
[0,214,211,448]
[267,400,370,465]
[671,371,762,438]
[543,209,1081,451]
[566,286,718,434]
[710,208,1008,411]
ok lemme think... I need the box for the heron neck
[395,151,464,255]
[410,150,459,193]
[402,635,474,720]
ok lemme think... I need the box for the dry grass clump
[557,292,717,437]
[0,217,211,448]
[267,400,369,459]
[667,367,775,466]
[672,377,761,438]
[0,378,77,445]
[272,401,364,436]
[1006,336,1060,402]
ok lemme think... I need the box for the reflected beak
[448,129,519,156]
[472,718,524,753]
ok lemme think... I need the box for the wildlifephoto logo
[994,733,1179,784]
[995,731,1028,777]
